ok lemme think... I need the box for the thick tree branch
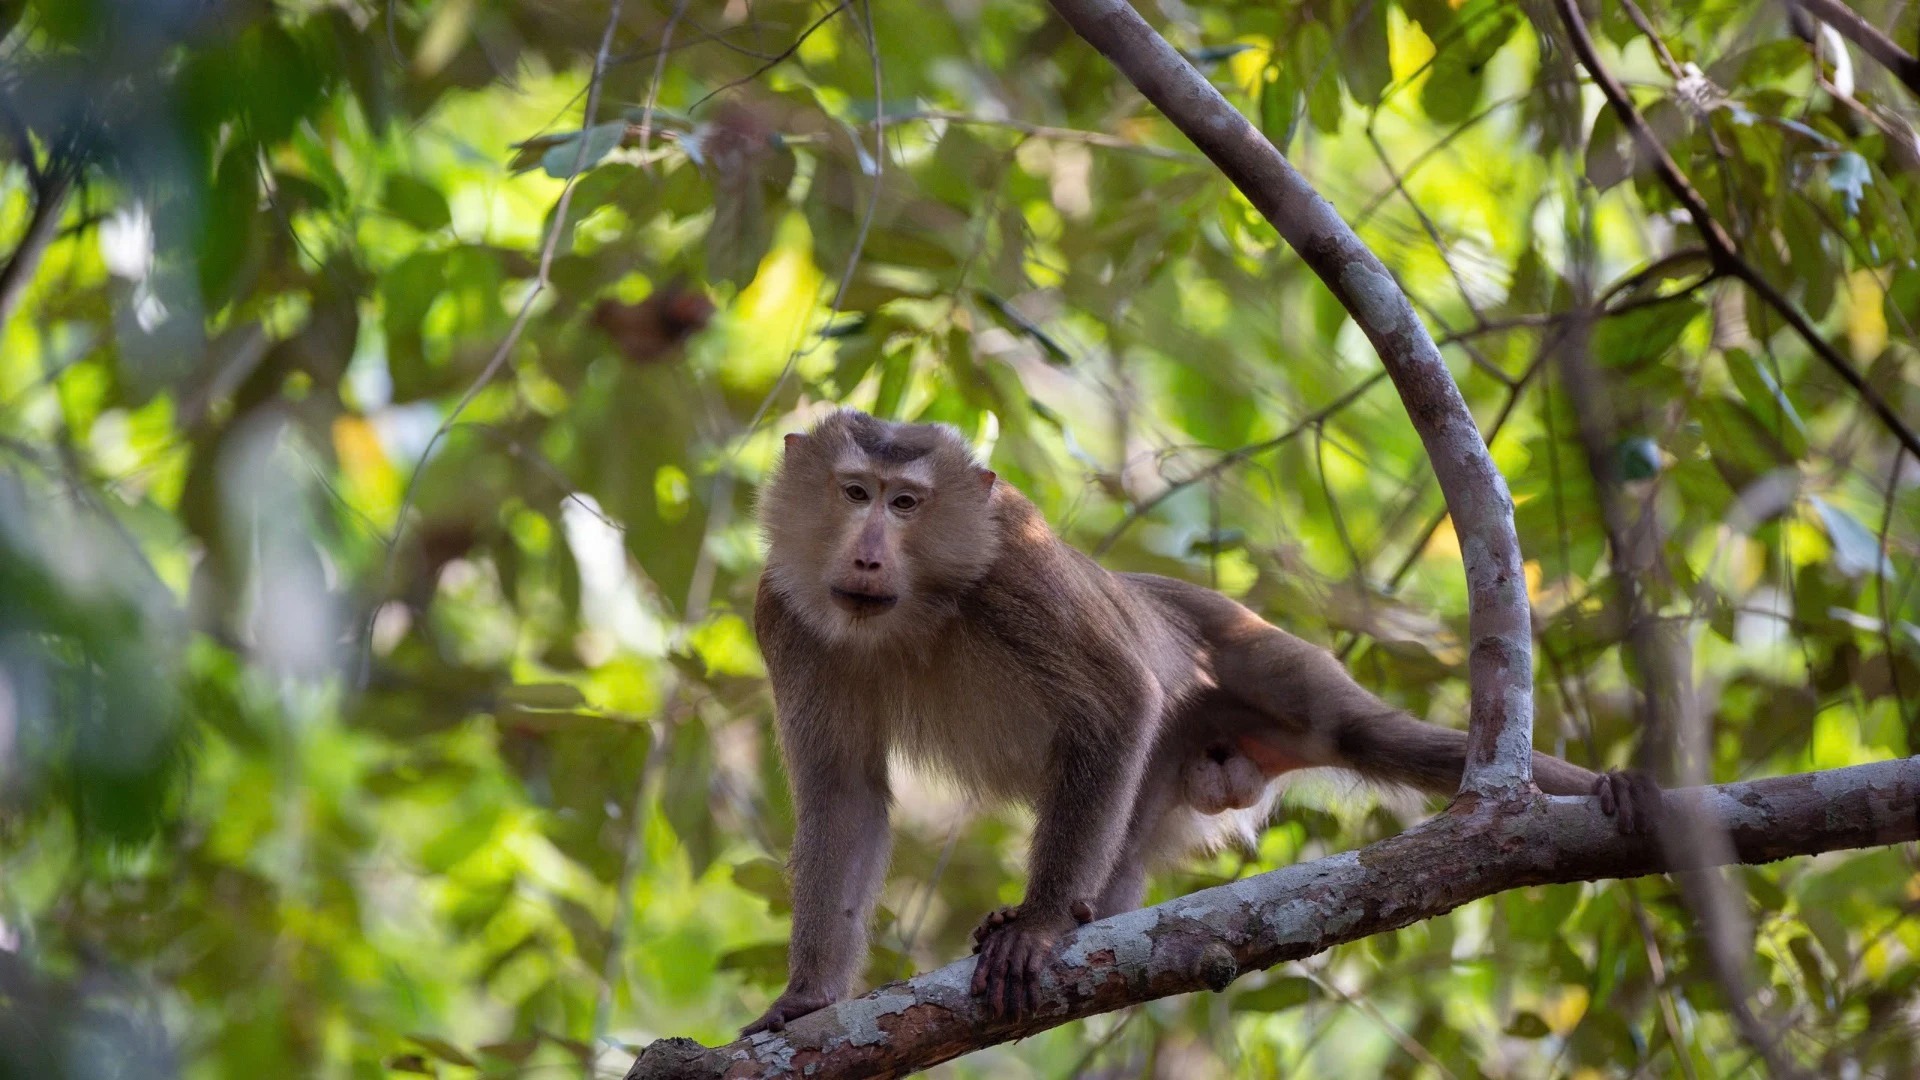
[1545,0,1920,463]
[1794,0,1920,100]
[628,759,1920,1079]
[1045,0,1535,795]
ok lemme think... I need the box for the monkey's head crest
[759,409,1001,646]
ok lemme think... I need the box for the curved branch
[1046,0,1535,796]
[628,759,1920,1079]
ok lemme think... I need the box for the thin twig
[1093,372,1388,556]
[872,109,1201,162]
[689,1,851,112]
[638,0,693,163]
[1617,0,1685,80]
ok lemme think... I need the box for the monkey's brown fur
[744,409,1645,1032]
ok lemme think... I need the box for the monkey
[741,409,1653,1033]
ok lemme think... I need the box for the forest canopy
[0,0,1917,1076]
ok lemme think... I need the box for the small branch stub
[1196,942,1239,992]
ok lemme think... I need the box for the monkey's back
[881,493,1205,802]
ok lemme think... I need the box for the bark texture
[628,760,1920,1079]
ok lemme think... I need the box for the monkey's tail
[1332,708,1600,797]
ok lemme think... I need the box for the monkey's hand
[740,987,833,1036]
[1593,770,1662,835]
[970,900,1095,954]
[970,901,1096,1019]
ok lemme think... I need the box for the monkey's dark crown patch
[846,415,937,464]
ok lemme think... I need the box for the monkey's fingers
[971,905,1021,950]
[1022,937,1046,1014]
[980,936,1016,1019]
[970,934,1002,1008]
[740,991,830,1037]
[1593,771,1660,836]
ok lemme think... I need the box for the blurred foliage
[0,0,1917,1076]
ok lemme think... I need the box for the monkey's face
[760,411,999,646]
[820,465,923,619]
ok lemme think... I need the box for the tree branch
[1044,0,1535,796]
[628,759,1920,1079]
[0,166,74,334]
[1794,0,1920,100]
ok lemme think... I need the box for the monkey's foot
[970,908,1077,1019]
[1593,770,1662,835]
[741,988,833,1036]
[970,899,1094,954]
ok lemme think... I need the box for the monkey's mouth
[830,587,899,617]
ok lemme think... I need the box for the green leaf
[1260,61,1302,155]
[499,682,588,711]
[732,858,792,912]
[1810,496,1892,578]
[382,173,452,231]
[1419,2,1518,125]
[1592,299,1702,373]
[542,122,626,179]
[1298,23,1342,134]
[1584,104,1632,191]
[1231,976,1318,1012]
[406,1035,477,1067]
[1340,0,1394,107]
[662,718,718,875]
[1187,43,1258,66]
[1614,436,1661,481]
[1725,348,1808,459]
[718,941,790,983]
[1828,152,1871,215]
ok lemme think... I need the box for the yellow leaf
[1544,984,1590,1034]
[1847,269,1887,361]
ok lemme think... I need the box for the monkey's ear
[784,432,806,451]
[977,469,996,492]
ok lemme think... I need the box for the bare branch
[627,759,1920,1080]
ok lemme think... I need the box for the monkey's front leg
[971,701,1154,1018]
[741,750,891,1036]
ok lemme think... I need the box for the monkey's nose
[853,556,883,571]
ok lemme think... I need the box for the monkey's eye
[890,493,919,512]
[843,483,870,503]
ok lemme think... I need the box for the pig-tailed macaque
[743,409,1651,1031]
